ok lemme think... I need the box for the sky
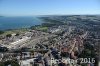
[0,0,100,16]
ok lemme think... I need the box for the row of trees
[0,31,4,35]
[0,60,19,66]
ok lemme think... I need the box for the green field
[35,26,48,32]
[0,28,29,36]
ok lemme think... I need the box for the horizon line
[1,14,100,17]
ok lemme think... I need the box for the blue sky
[0,0,100,16]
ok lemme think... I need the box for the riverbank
[0,28,30,36]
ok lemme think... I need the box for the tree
[0,47,8,52]
[0,31,4,35]
[15,33,19,36]
[6,34,12,37]
[0,60,20,66]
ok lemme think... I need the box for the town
[0,15,100,66]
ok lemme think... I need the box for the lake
[0,16,43,30]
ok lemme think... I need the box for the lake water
[0,16,43,30]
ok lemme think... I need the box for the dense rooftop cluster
[0,15,100,66]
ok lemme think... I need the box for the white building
[19,58,36,66]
